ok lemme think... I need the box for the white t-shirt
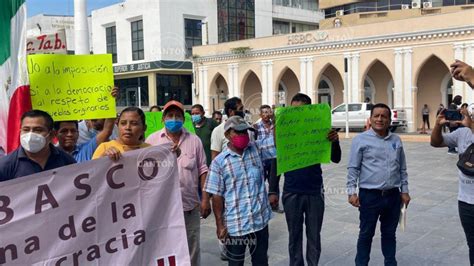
[443,127,474,204]
[210,122,228,153]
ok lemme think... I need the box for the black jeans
[356,188,401,266]
[226,226,269,266]
[459,200,474,265]
[282,191,325,266]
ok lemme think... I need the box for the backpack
[457,143,474,178]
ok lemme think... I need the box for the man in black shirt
[269,93,341,266]
[0,110,76,182]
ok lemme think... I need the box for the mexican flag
[0,0,31,153]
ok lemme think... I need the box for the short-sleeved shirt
[211,122,228,153]
[71,137,98,163]
[205,139,274,236]
[92,140,151,160]
[194,118,218,166]
[443,127,474,204]
[253,120,274,140]
[0,145,76,182]
[146,128,208,211]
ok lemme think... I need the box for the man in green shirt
[191,104,219,166]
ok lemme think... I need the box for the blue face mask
[165,119,183,133]
[191,114,202,124]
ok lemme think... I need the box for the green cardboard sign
[275,104,332,175]
[144,112,196,138]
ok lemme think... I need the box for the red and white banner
[0,145,190,266]
[27,29,67,55]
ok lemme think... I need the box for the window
[291,22,318,33]
[106,26,117,63]
[218,0,255,43]
[334,105,346,112]
[114,77,149,107]
[157,74,192,105]
[131,20,144,61]
[349,104,362,111]
[273,20,290,35]
[184,19,202,58]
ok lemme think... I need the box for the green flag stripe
[0,0,26,64]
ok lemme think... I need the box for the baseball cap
[224,116,255,132]
[163,100,184,115]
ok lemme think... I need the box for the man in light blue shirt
[347,103,411,266]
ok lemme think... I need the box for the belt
[360,187,399,197]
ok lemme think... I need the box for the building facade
[27,14,92,53]
[91,0,323,110]
[193,3,474,132]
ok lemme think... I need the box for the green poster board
[275,104,332,175]
[144,112,195,138]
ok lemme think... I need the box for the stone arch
[360,59,394,105]
[208,72,229,112]
[415,55,452,130]
[241,70,263,121]
[315,63,344,108]
[275,67,300,106]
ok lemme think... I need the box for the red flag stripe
[7,85,31,153]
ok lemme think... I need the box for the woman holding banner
[92,107,150,161]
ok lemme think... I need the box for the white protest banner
[0,145,190,266]
[27,29,67,55]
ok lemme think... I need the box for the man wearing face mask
[205,116,276,265]
[0,110,76,182]
[146,100,209,266]
[191,104,219,167]
[210,97,248,160]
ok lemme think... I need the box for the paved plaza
[201,138,469,265]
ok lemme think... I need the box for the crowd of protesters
[0,59,473,266]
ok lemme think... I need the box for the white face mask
[20,132,48,153]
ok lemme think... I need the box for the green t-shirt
[194,118,218,166]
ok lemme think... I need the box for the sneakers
[448,151,458,155]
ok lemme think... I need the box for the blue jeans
[356,188,401,266]
[283,191,325,266]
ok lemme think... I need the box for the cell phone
[444,110,463,121]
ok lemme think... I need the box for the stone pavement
[201,140,469,265]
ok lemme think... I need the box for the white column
[299,57,307,95]
[306,57,314,103]
[261,61,269,106]
[233,64,239,98]
[465,42,474,103]
[227,64,235,97]
[267,61,274,105]
[74,0,90,54]
[394,49,404,109]
[403,48,414,132]
[351,52,360,103]
[198,67,205,105]
[344,53,352,103]
[453,43,465,98]
[202,67,209,113]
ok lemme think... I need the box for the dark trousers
[356,188,401,266]
[422,114,430,129]
[283,191,325,266]
[459,201,474,265]
[226,226,269,266]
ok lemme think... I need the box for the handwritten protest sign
[0,145,190,266]
[27,29,67,55]
[275,103,332,175]
[27,54,116,121]
[145,112,196,138]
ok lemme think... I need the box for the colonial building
[91,0,323,109]
[193,2,474,132]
